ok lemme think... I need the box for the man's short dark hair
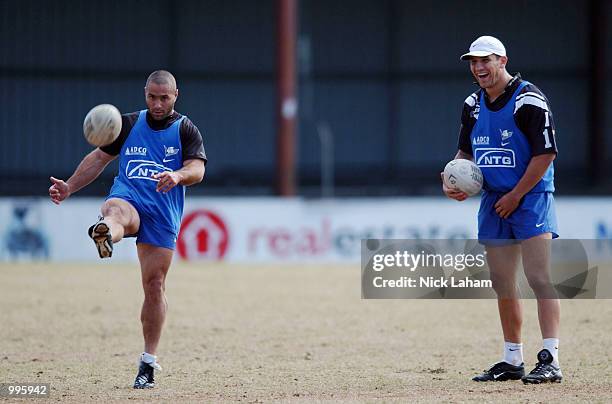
[145,70,177,90]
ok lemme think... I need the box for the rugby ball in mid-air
[83,104,122,147]
[443,159,483,196]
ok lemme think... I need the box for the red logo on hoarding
[177,210,229,260]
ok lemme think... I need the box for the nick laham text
[373,276,492,288]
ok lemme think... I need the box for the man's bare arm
[49,148,116,204]
[176,158,205,186]
[153,158,205,193]
[494,153,556,218]
[454,150,474,161]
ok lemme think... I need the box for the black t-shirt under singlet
[100,111,207,164]
[457,74,558,157]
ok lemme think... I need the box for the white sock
[140,352,162,371]
[141,352,157,364]
[543,338,559,366]
[503,341,523,366]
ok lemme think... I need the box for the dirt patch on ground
[1,262,611,402]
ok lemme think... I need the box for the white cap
[460,36,506,60]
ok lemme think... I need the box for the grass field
[1,262,612,403]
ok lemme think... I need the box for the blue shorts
[478,191,559,243]
[106,195,178,250]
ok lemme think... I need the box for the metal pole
[587,0,606,184]
[317,122,334,198]
[276,0,298,196]
[386,0,400,183]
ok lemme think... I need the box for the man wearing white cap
[442,36,562,384]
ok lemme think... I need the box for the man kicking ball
[49,70,207,389]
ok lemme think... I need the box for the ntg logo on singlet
[126,160,172,181]
[474,148,516,168]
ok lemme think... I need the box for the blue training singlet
[470,81,555,193]
[108,110,185,234]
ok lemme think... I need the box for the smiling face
[469,54,508,89]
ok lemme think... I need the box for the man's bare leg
[521,233,562,383]
[137,243,173,356]
[89,198,140,258]
[486,243,522,343]
[100,198,140,242]
[522,233,560,366]
[132,243,173,389]
[521,233,559,338]
[472,242,525,381]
